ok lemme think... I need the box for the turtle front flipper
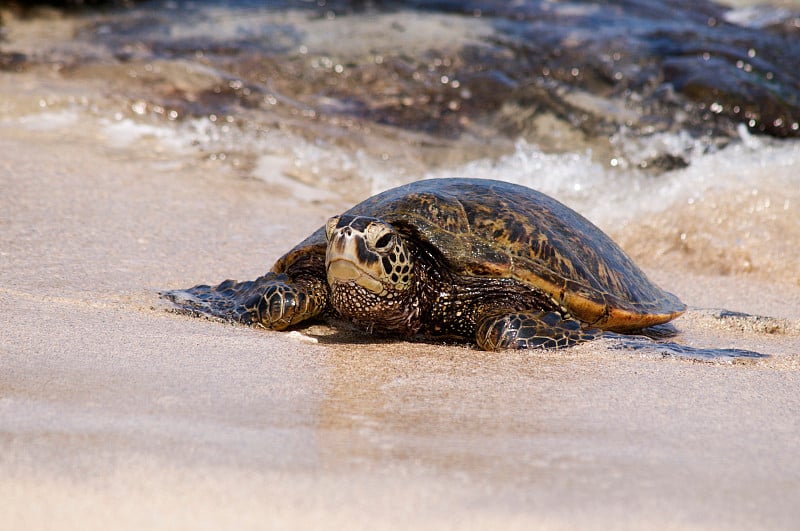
[475,311,600,351]
[162,273,328,330]
[246,275,328,330]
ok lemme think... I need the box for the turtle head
[325,214,420,334]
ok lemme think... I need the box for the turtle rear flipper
[476,311,600,350]
[161,273,327,329]
[602,333,768,361]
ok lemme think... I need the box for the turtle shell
[278,178,685,332]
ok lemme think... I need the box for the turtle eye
[374,232,394,252]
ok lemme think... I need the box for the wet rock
[0,51,27,72]
[3,0,798,171]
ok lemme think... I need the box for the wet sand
[2,115,800,530]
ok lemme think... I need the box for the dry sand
[2,120,800,530]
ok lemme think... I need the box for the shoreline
[2,111,800,529]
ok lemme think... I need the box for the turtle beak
[325,217,385,294]
[326,258,384,294]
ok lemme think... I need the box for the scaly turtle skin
[164,178,685,350]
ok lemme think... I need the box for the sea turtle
[164,178,686,350]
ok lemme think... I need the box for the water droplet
[131,101,147,115]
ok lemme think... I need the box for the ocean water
[1,0,798,285]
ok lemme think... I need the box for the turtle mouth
[326,258,384,294]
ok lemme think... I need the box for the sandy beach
[2,98,800,531]
[2,0,800,525]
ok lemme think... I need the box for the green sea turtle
[164,178,686,350]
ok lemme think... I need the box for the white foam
[419,135,799,232]
[100,117,188,152]
[17,110,80,131]
[723,6,794,28]
[252,154,340,203]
